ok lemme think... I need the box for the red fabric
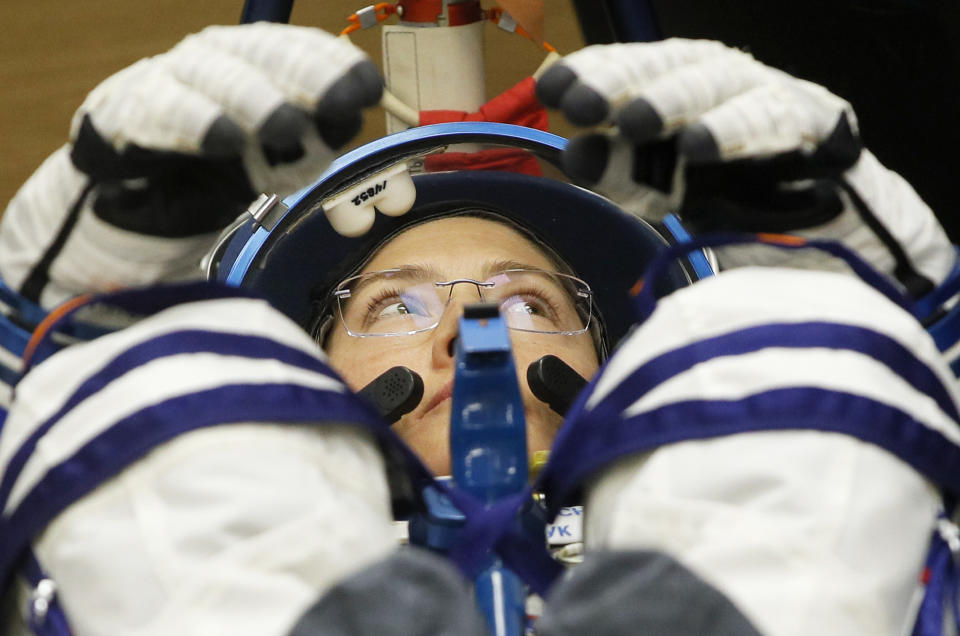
[420,76,548,130]
[398,0,483,26]
[420,76,549,175]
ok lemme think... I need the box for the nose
[431,283,484,365]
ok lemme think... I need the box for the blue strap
[914,249,960,320]
[927,298,960,376]
[916,251,960,373]
[913,534,951,636]
[0,276,47,332]
[0,313,30,361]
[437,483,563,596]
[661,214,715,280]
[0,275,44,396]
[911,517,960,636]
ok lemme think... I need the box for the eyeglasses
[333,268,593,337]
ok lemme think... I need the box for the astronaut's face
[325,216,600,476]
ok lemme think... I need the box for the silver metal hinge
[247,193,289,231]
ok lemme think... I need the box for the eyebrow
[383,260,545,281]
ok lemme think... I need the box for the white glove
[0,23,382,309]
[536,39,955,298]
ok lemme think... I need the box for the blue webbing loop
[912,517,960,636]
[661,213,715,280]
[0,276,47,332]
[914,249,960,320]
[435,482,563,596]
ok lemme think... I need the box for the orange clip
[341,3,399,35]
[486,7,556,53]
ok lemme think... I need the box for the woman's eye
[500,295,548,316]
[367,290,433,323]
[374,301,411,319]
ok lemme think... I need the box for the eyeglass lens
[337,270,591,336]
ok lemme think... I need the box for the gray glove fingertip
[811,112,862,171]
[316,59,384,115]
[538,551,763,636]
[315,109,363,150]
[289,548,487,636]
[311,59,382,150]
[562,133,610,185]
[616,98,664,144]
[536,63,578,108]
[677,123,721,165]
[349,58,385,108]
[201,115,246,158]
[561,82,610,126]
[258,104,310,164]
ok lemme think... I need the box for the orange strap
[486,7,556,52]
[21,294,94,371]
[757,232,808,247]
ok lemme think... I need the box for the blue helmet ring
[211,122,710,352]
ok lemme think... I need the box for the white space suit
[1,24,959,636]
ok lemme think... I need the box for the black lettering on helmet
[351,180,389,207]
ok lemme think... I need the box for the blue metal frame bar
[239,0,293,24]
[607,0,662,42]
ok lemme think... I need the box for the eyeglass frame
[330,267,595,338]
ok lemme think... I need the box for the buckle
[28,578,57,627]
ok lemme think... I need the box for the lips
[420,379,454,416]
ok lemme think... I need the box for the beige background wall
[0,1,584,209]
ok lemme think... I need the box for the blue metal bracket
[409,302,530,635]
[450,303,528,503]
[452,303,528,636]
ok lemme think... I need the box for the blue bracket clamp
[408,302,531,635]
[451,303,528,502]
[453,303,529,636]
